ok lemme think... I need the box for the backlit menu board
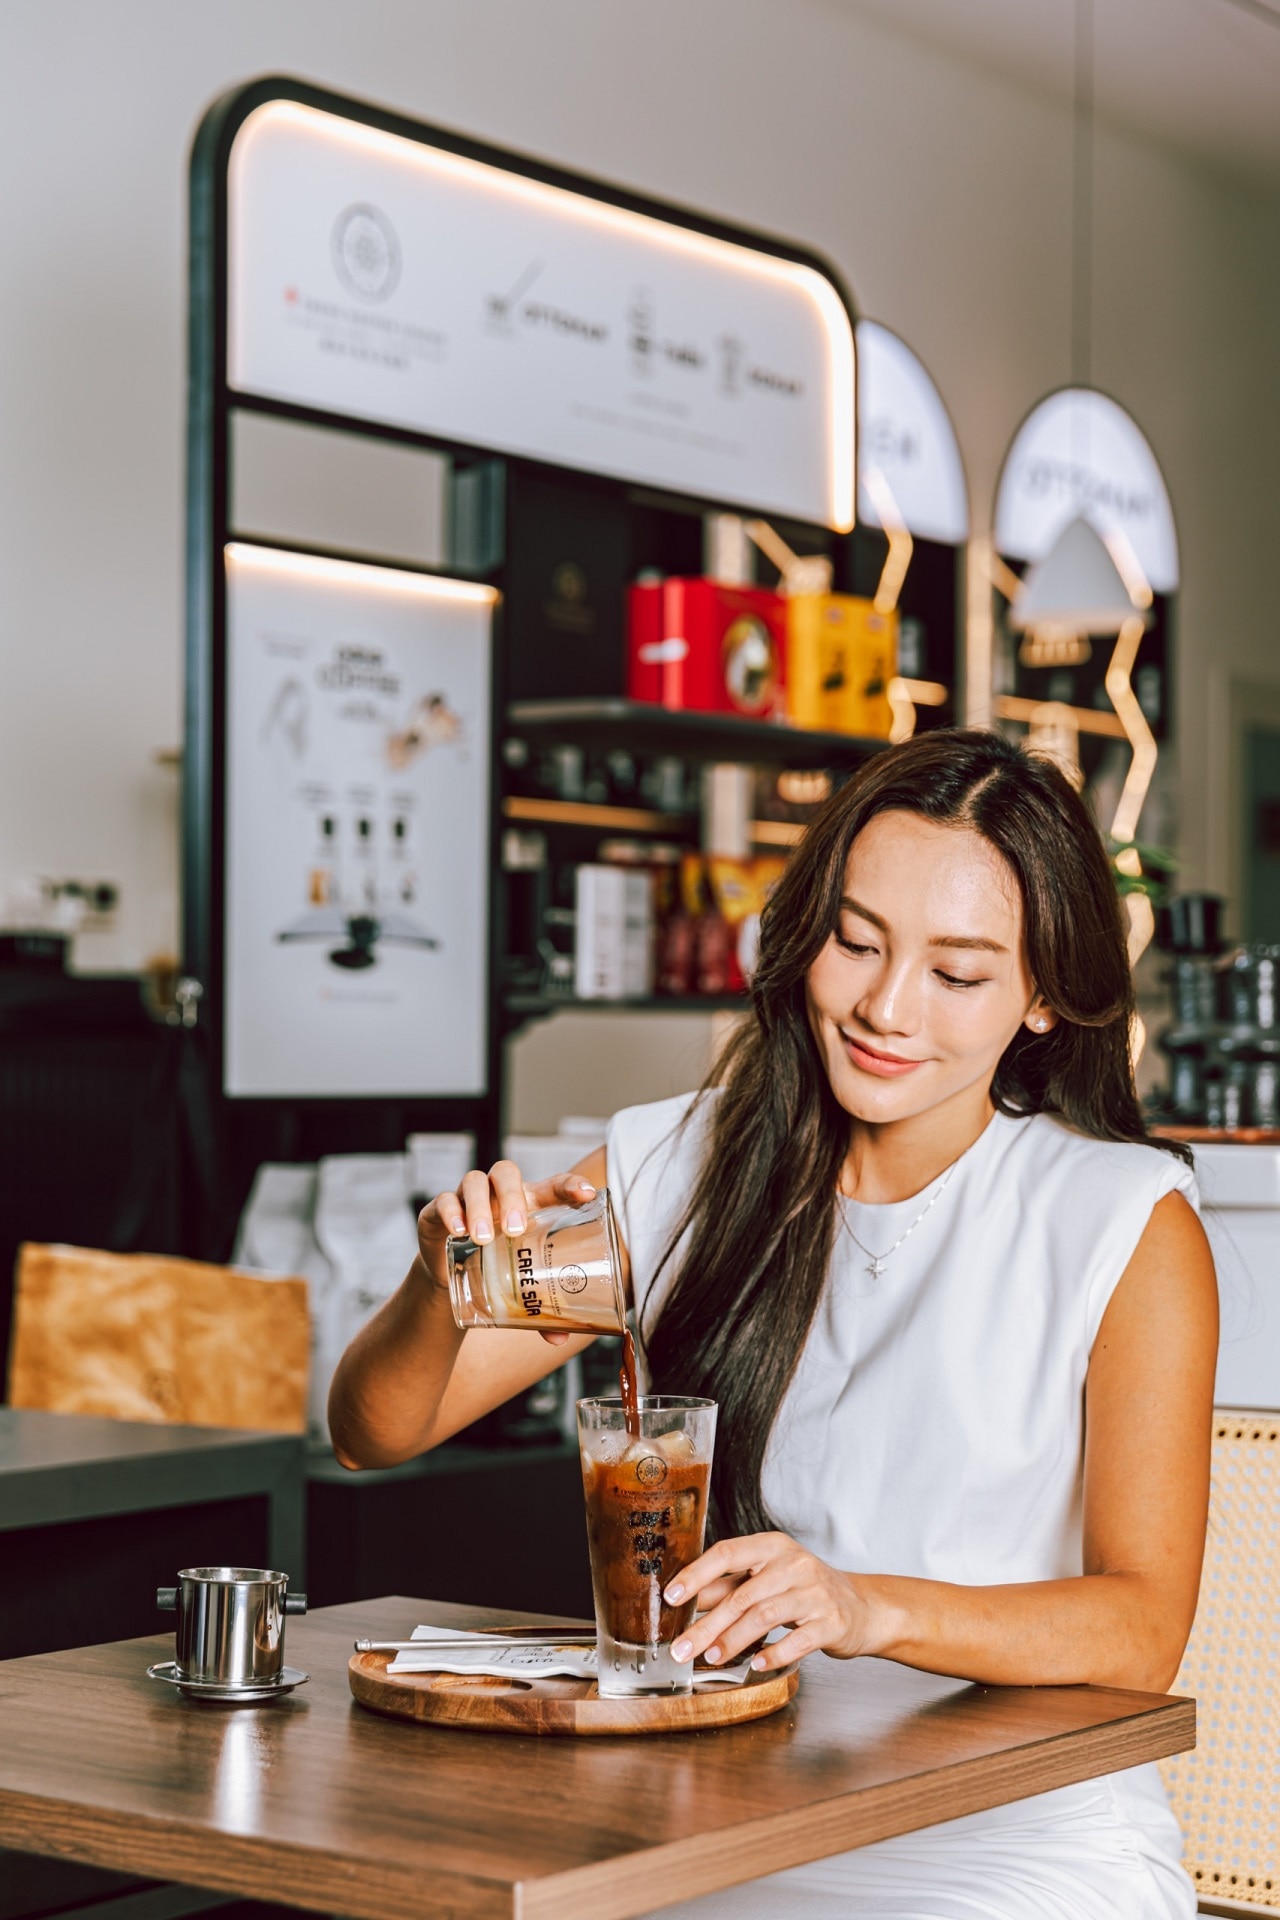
[228,101,855,531]
[995,388,1179,591]
[856,320,968,545]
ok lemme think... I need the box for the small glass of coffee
[447,1189,626,1334]
[578,1394,718,1697]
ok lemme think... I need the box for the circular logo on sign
[636,1454,668,1487]
[331,203,402,303]
[722,616,778,714]
[558,1265,588,1295]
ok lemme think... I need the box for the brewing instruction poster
[223,543,493,1098]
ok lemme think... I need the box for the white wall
[1,0,1278,1112]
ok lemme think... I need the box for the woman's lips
[841,1033,926,1078]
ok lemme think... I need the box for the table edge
[0,1788,512,1920]
[516,1693,1197,1920]
[0,1428,304,1532]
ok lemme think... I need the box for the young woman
[330,728,1217,1920]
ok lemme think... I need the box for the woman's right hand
[417,1162,600,1344]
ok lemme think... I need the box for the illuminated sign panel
[228,102,854,530]
[994,388,1179,592]
[223,543,494,1099]
[856,320,968,545]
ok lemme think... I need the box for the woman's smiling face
[805,810,1054,1127]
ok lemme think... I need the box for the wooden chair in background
[7,1242,309,1433]
[1161,1409,1280,1918]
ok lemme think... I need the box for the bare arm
[669,1190,1218,1692]
[328,1146,611,1469]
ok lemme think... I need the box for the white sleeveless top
[607,1091,1200,1918]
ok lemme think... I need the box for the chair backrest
[1161,1409,1280,1913]
[8,1242,309,1433]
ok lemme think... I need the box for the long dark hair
[643,728,1188,1539]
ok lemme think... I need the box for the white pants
[645,1768,1195,1920]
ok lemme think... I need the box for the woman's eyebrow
[931,934,1008,954]
[839,894,888,930]
[839,898,1007,954]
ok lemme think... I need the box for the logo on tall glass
[331,204,402,303]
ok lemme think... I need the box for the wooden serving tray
[348,1649,798,1736]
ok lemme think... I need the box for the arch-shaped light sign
[227,101,855,531]
[856,320,968,546]
[994,388,1179,593]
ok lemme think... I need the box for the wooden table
[0,1597,1195,1920]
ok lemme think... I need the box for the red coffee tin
[627,578,787,718]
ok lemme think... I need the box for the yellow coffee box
[785,594,897,739]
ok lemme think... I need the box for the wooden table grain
[0,1596,1195,1920]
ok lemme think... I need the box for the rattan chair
[1160,1409,1280,1917]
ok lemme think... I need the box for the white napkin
[387,1625,757,1687]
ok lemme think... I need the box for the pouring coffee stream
[619,1326,640,1436]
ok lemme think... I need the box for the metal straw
[354,1634,595,1652]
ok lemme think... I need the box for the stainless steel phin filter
[156,1567,307,1689]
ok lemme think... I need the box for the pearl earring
[1033,1016,1048,1032]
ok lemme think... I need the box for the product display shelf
[502,795,692,835]
[503,796,804,848]
[503,990,750,1021]
[505,698,890,770]
[1152,1125,1280,1145]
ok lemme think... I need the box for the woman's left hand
[664,1532,875,1672]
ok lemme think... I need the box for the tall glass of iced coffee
[577,1394,717,1697]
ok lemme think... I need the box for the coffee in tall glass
[578,1395,717,1696]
